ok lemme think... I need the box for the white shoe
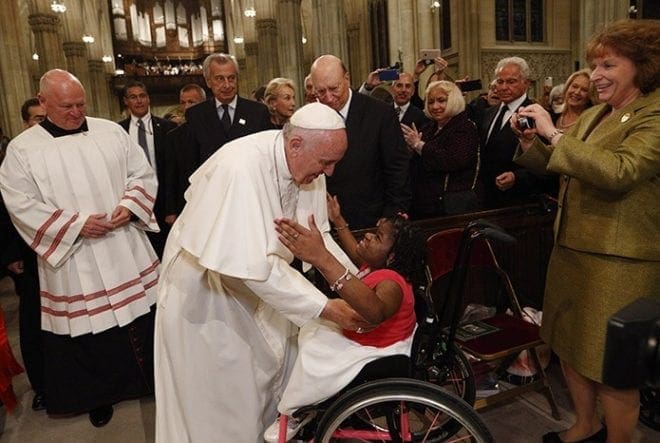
[263,413,314,443]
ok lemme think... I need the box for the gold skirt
[540,245,660,383]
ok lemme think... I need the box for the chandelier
[50,0,67,13]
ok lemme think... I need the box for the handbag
[439,144,480,215]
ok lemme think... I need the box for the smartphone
[457,79,483,92]
[544,76,553,87]
[419,49,441,65]
[378,69,400,82]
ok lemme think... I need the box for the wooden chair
[426,225,561,419]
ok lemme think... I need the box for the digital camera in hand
[517,116,535,130]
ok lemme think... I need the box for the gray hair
[180,83,207,100]
[202,53,239,79]
[495,56,530,80]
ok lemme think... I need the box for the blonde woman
[264,77,296,129]
[553,69,594,131]
[401,80,480,218]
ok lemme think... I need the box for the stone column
[63,41,93,112]
[0,0,35,136]
[255,18,280,85]
[311,0,347,62]
[27,12,66,75]
[244,41,260,98]
[276,0,304,102]
[87,59,112,118]
[416,0,435,51]
[388,0,415,72]
[576,0,628,68]
[456,0,481,80]
[346,24,363,88]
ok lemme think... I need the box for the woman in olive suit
[513,19,659,443]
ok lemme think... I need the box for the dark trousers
[12,247,45,396]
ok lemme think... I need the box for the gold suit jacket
[517,89,660,261]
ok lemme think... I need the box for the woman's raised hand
[274,214,328,265]
[326,193,342,224]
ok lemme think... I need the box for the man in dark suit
[479,56,556,208]
[118,81,177,257]
[163,84,207,225]
[184,53,272,165]
[310,55,411,230]
[360,71,430,129]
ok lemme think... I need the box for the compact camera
[517,116,535,130]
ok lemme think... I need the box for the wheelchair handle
[474,227,517,244]
[466,218,506,233]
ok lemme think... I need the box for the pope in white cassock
[0,69,159,427]
[154,103,367,442]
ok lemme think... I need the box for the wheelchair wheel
[414,336,476,405]
[315,377,492,442]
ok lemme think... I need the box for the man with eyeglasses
[310,55,411,230]
[479,56,556,208]
[118,81,177,258]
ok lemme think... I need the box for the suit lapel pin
[239,118,246,125]
[620,113,631,123]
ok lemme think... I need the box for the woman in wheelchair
[266,195,427,442]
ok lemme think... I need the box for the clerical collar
[40,118,89,137]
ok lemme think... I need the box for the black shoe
[543,426,607,443]
[31,394,46,411]
[89,405,114,427]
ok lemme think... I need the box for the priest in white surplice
[0,70,159,427]
[154,103,368,442]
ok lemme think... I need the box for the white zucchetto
[289,102,345,130]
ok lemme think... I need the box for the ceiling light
[32,53,39,60]
[301,36,307,44]
[244,7,256,18]
[50,0,66,13]
[82,34,95,44]
[102,55,113,63]
[233,36,244,44]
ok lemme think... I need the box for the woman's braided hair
[385,213,427,289]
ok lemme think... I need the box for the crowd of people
[0,17,658,443]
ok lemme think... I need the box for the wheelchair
[276,220,515,442]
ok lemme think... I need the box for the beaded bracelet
[330,268,352,292]
[334,224,349,231]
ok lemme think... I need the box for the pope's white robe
[277,319,414,415]
[0,118,159,337]
[154,130,356,443]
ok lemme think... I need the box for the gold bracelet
[334,224,349,231]
[548,129,564,142]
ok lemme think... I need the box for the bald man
[310,55,411,229]
[0,69,159,427]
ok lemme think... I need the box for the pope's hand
[321,298,373,331]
